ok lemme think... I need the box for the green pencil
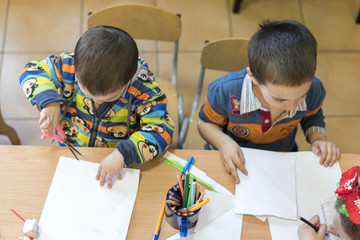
[182,170,190,208]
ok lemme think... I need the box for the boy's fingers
[236,149,248,176]
[230,167,240,184]
[318,224,327,236]
[323,145,333,167]
[107,175,113,189]
[309,215,320,225]
[116,171,122,180]
[96,165,102,180]
[318,145,328,165]
[99,169,107,187]
[39,112,47,124]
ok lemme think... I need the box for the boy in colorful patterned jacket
[198,20,340,183]
[19,26,173,188]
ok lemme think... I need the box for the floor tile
[157,0,230,51]
[2,119,55,146]
[5,0,81,52]
[296,116,360,154]
[0,0,8,50]
[1,53,54,119]
[231,0,302,39]
[83,0,156,52]
[316,52,360,115]
[302,0,360,50]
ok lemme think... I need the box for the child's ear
[246,67,259,85]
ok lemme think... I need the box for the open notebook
[35,156,140,240]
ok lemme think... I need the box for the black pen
[299,216,319,232]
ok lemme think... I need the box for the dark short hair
[248,20,317,86]
[74,26,138,95]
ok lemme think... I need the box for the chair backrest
[88,4,181,42]
[191,38,249,117]
[87,4,182,148]
[201,38,249,72]
[180,38,249,148]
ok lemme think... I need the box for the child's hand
[311,139,340,167]
[219,139,248,184]
[96,149,124,189]
[328,224,341,237]
[39,102,60,139]
[297,215,327,240]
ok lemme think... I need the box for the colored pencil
[182,170,190,208]
[197,191,205,203]
[153,193,167,240]
[189,198,210,212]
[177,173,184,198]
[182,156,195,174]
[190,180,196,206]
[10,209,25,222]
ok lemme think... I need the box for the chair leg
[233,0,243,13]
[0,111,21,145]
[356,9,360,24]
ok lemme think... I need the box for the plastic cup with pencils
[164,172,209,237]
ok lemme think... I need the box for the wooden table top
[0,145,359,239]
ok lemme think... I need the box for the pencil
[186,179,193,208]
[299,216,319,232]
[182,156,195,174]
[195,183,200,201]
[182,170,190,208]
[177,173,184,198]
[197,191,205,203]
[190,180,196,206]
[10,209,25,222]
[153,193,167,240]
[189,198,210,212]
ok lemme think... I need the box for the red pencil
[10,209,25,222]
[177,173,184,199]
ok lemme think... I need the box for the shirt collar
[240,73,307,117]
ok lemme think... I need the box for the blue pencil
[182,156,195,174]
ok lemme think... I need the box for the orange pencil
[177,173,184,198]
[197,191,205,203]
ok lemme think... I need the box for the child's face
[78,81,130,105]
[255,81,311,111]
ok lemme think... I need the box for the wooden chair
[87,4,183,148]
[0,107,20,145]
[180,38,249,149]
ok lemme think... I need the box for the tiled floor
[1,0,360,154]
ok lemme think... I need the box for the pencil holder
[164,184,201,237]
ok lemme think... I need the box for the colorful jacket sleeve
[116,58,174,166]
[19,53,75,110]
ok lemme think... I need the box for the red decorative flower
[335,166,360,225]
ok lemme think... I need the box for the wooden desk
[0,146,359,239]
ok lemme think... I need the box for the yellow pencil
[189,198,210,212]
[153,193,167,240]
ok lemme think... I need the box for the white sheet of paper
[195,208,243,240]
[195,191,242,240]
[35,156,140,240]
[195,190,235,231]
[268,152,341,240]
[235,148,297,220]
